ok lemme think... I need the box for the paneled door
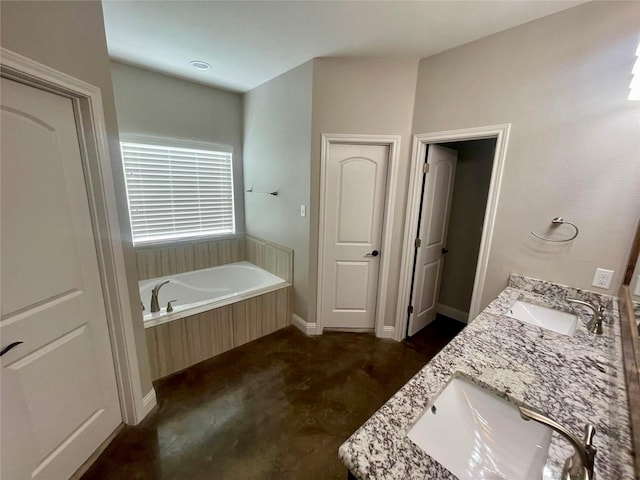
[321,143,389,330]
[407,145,457,336]
[1,78,121,479]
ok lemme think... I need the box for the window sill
[133,232,244,250]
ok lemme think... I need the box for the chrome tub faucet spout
[567,299,605,334]
[519,406,596,480]
[150,280,170,313]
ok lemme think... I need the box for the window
[120,140,235,245]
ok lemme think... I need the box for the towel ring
[531,217,579,243]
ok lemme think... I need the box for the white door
[408,145,457,336]
[1,78,121,480]
[321,143,389,330]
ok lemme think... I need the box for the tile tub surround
[245,235,294,282]
[339,275,635,479]
[146,286,291,380]
[139,235,295,380]
[135,236,246,280]
[135,235,293,282]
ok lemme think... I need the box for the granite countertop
[339,274,636,479]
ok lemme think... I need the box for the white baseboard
[292,315,396,338]
[379,325,397,339]
[437,303,469,323]
[141,389,157,419]
[291,314,318,335]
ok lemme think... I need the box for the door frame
[317,134,400,338]
[1,48,154,424]
[395,124,511,341]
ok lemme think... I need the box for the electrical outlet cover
[592,268,614,289]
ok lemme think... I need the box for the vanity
[339,274,636,479]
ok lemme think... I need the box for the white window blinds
[121,141,235,245]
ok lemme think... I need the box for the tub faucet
[567,299,605,334]
[519,406,596,480]
[150,280,170,313]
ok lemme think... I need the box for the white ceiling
[102,0,585,93]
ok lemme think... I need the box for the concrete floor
[81,316,464,480]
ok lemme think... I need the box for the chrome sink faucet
[519,406,596,480]
[150,280,170,313]
[567,299,605,334]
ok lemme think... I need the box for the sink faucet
[567,299,605,334]
[519,406,596,480]
[150,280,170,313]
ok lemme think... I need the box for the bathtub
[140,261,289,328]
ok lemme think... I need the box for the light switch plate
[592,268,614,289]
[300,205,306,217]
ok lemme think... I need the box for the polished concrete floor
[82,316,464,480]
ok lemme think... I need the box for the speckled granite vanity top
[339,274,636,479]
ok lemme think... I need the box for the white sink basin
[506,300,578,336]
[408,376,551,480]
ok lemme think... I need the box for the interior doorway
[321,142,389,331]
[317,134,400,337]
[407,139,496,336]
[395,125,510,341]
[1,48,154,428]
[1,76,123,480]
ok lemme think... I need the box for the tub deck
[141,261,289,329]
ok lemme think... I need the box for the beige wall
[413,1,640,310]
[110,62,245,233]
[309,58,419,326]
[438,140,496,314]
[243,61,313,318]
[8,1,633,352]
[0,1,153,392]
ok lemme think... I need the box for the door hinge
[423,163,430,173]
[415,238,422,248]
[408,305,414,315]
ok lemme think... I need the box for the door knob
[1,341,23,357]
[365,250,379,257]
[442,248,449,254]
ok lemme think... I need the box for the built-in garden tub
[141,261,289,327]
[141,259,292,380]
